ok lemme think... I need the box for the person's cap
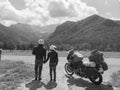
[38,39,44,44]
[50,45,57,50]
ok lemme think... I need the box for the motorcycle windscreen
[72,51,83,62]
[83,61,96,67]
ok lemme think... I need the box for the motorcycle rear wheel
[89,71,103,85]
[64,63,74,76]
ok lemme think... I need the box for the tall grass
[110,71,120,87]
[0,60,34,90]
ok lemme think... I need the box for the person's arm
[44,52,50,63]
[67,52,72,60]
[43,49,46,61]
[67,51,74,60]
[56,53,59,65]
[32,47,36,55]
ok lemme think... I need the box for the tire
[64,63,74,76]
[89,71,103,85]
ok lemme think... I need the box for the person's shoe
[38,78,42,81]
[50,79,52,82]
[53,79,56,82]
[35,77,37,80]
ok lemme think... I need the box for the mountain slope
[9,23,58,41]
[46,14,120,51]
[0,24,20,43]
[0,23,58,49]
[9,23,40,44]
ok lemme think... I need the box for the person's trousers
[49,64,56,81]
[35,60,43,79]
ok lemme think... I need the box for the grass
[2,50,32,56]
[0,60,34,90]
[2,50,120,58]
[109,70,120,87]
[0,51,120,89]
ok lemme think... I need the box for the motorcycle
[64,61,104,85]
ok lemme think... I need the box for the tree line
[0,40,120,52]
[55,42,120,52]
[0,41,35,50]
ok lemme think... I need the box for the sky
[0,0,120,26]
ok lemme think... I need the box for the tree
[0,42,3,48]
[29,43,34,50]
[7,41,16,50]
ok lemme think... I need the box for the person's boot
[39,66,42,81]
[35,77,37,80]
[53,70,56,82]
[35,73,38,80]
[50,68,52,81]
[38,78,41,81]
[35,75,37,80]
[50,78,52,82]
[53,79,56,82]
[38,73,42,81]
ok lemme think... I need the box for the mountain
[38,24,58,33]
[0,23,58,49]
[9,23,58,40]
[46,14,120,51]
[9,23,40,44]
[0,24,20,42]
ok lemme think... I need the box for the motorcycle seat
[83,61,96,67]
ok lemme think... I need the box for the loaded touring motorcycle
[65,51,108,85]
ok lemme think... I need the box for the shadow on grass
[65,75,113,90]
[25,80,57,90]
[44,81,57,89]
[25,80,44,90]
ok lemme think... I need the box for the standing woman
[32,39,46,81]
[44,45,59,82]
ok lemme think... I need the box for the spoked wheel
[89,71,103,85]
[64,63,74,76]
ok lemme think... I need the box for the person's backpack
[89,52,104,65]
[101,61,108,71]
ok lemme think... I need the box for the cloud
[110,17,120,20]
[48,0,78,17]
[0,0,39,26]
[0,0,98,26]
[106,12,111,17]
[105,0,108,4]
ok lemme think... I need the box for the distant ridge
[0,23,57,49]
[46,14,120,51]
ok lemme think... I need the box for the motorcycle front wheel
[89,71,103,85]
[64,63,74,76]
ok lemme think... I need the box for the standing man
[44,45,58,82]
[32,39,46,81]
[0,48,2,61]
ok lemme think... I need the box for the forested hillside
[0,23,57,50]
[46,14,120,51]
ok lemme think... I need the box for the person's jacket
[45,50,58,65]
[32,44,46,62]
